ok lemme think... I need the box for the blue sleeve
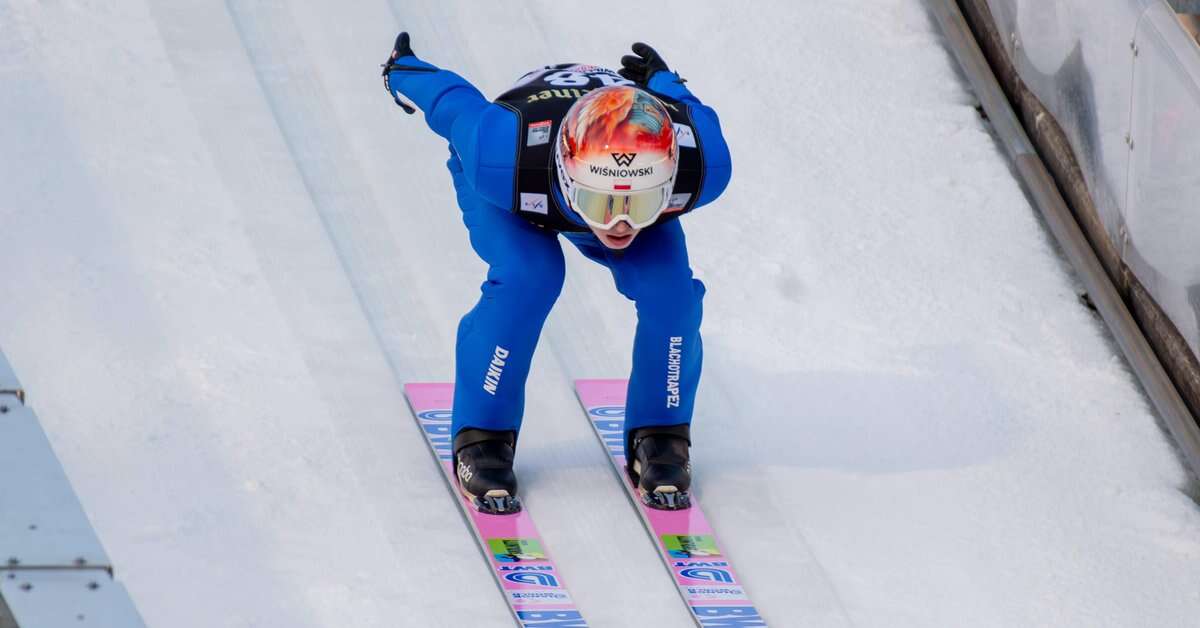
[388,55,518,208]
[647,72,732,209]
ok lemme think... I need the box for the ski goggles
[568,183,671,230]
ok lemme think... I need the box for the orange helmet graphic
[554,86,679,229]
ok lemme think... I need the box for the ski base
[405,383,586,627]
[575,379,767,627]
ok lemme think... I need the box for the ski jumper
[387,59,731,443]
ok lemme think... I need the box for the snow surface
[2,1,1199,626]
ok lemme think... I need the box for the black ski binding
[470,489,523,515]
[639,485,692,511]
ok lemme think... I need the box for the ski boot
[627,424,692,510]
[453,428,521,514]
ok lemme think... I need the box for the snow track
[2,1,1200,627]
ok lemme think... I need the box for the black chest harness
[493,63,705,233]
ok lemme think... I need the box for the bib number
[544,70,636,88]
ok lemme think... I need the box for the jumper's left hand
[618,42,671,85]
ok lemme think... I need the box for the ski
[404,383,587,627]
[574,379,767,627]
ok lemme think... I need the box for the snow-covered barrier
[959,0,1200,420]
[0,348,145,628]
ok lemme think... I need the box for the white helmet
[555,85,679,229]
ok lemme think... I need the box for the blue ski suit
[387,56,731,445]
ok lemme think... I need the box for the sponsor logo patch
[482,345,510,395]
[587,408,626,457]
[691,606,765,625]
[416,409,454,461]
[520,193,549,215]
[666,336,683,408]
[516,609,586,625]
[527,119,552,146]
[488,538,546,562]
[674,123,697,148]
[509,591,575,606]
[565,64,608,74]
[498,565,554,574]
[456,459,473,483]
[662,534,722,558]
[587,164,653,178]
[685,585,748,601]
[667,193,692,212]
[504,571,560,587]
[679,567,735,583]
[611,152,637,167]
[674,560,730,568]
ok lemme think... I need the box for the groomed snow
[2,1,1199,626]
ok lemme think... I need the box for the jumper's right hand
[382,32,418,114]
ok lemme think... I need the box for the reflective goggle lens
[572,187,668,228]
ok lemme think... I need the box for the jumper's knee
[630,275,705,319]
[483,253,566,318]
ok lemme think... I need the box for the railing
[933,0,1200,479]
[0,348,145,627]
[978,0,1200,375]
[1168,0,1200,13]
[1127,3,1200,355]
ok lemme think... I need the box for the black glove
[382,32,419,114]
[388,32,414,64]
[618,42,672,85]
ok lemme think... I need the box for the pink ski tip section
[404,383,586,627]
[574,379,768,627]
